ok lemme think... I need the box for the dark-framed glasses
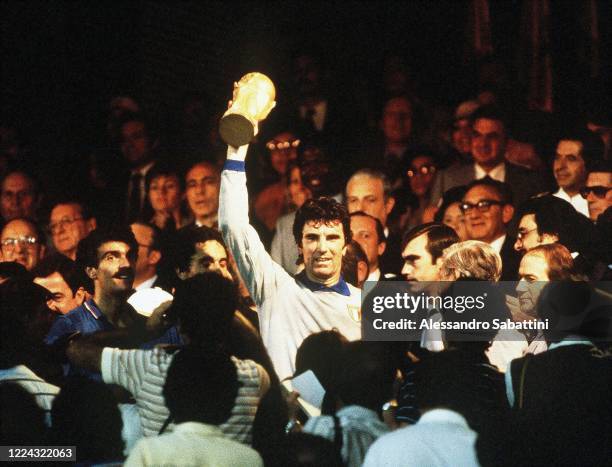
[516,227,538,240]
[460,199,503,214]
[48,217,84,234]
[1,236,38,250]
[407,165,436,178]
[580,186,611,199]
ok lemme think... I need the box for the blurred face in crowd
[0,219,44,271]
[346,175,394,227]
[407,155,436,198]
[185,162,220,225]
[149,174,182,215]
[1,172,36,222]
[514,214,558,254]
[462,185,513,244]
[453,119,473,156]
[441,202,467,241]
[120,120,152,168]
[350,214,385,273]
[516,252,550,318]
[49,203,96,260]
[401,233,442,282]
[299,220,346,286]
[583,171,612,221]
[267,132,299,176]
[471,118,506,170]
[130,223,160,283]
[186,240,232,281]
[34,272,85,315]
[87,241,135,296]
[288,166,311,209]
[294,54,322,100]
[381,97,413,144]
[553,140,586,195]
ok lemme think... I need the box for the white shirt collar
[488,234,507,254]
[553,188,590,218]
[367,269,381,282]
[474,162,505,182]
[131,161,155,178]
[135,274,157,291]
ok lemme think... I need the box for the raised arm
[218,144,293,308]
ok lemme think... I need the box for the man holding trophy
[218,73,361,380]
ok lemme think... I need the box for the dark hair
[470,104,507,129]
[556,128,605,163]
[464,178,514,206]
[292,197,351,247]
[32,254,85,295]
[0,261,31,282]
[163,347,240,425]
[51,377,123,463]
[295,330,349,391]
[334,341,397,412]
[434,185,468,223]
[116,111,156,143]
[402,222,459,264]
[145,159,185,193]
[130,220,162,252]
[537,281,593,342]
[586,158,612,174]
[280,432,343,467]
[171,225,228,274]
[349,211,385,244]
[341,240,369,288]
[516,195,587,252]
[170,272,237,346]
[75,225,138,271]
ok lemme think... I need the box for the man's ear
[385,196,396,216]
[148,250,162,266]
[87,217,97,232]
[74,287,87,306]
[502,204,514,224]
[540,233,559,245]
[85,266,97,280]
[38,245,46,261]
[377,240,387,257]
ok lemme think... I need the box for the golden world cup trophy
[219,72,276,148]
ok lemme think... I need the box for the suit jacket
[499,235,520,281]
[430,161,550,208]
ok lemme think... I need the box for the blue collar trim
[296,271,351,297]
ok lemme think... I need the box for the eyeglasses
[460,200,503,213]
[48,217,84,234]
[580,186,611,199]
[516,227,538,240]
[266,139,301,151]
[407,165,436,177]
[1,236,39,250]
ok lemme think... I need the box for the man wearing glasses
[0,217,45,271]
[582,159,612,223]
[48,199,97,260]
[461,178,519,280]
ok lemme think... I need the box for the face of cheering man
[299,221,346,286]
[86,241,136,297]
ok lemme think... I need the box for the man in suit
[130,221,169,291]
[461,178,520,280]
[430,105,547,208]
[350,211,394,282]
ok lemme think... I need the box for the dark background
[2,1,610,172]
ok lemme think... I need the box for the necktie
[128,172,142,222]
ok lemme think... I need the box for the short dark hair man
[461,178,519,280]
[582,159,612,222]
[220,135,362,379]
[45,225,180,358]
[552,129,603,218]
[401,223,459,282]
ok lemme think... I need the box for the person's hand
[285,390,301,421]
[145,300,173,336]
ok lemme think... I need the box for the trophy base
[219,114,255,148]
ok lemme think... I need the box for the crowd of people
[1,47,611,466]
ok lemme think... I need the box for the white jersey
[219,146,362,380]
